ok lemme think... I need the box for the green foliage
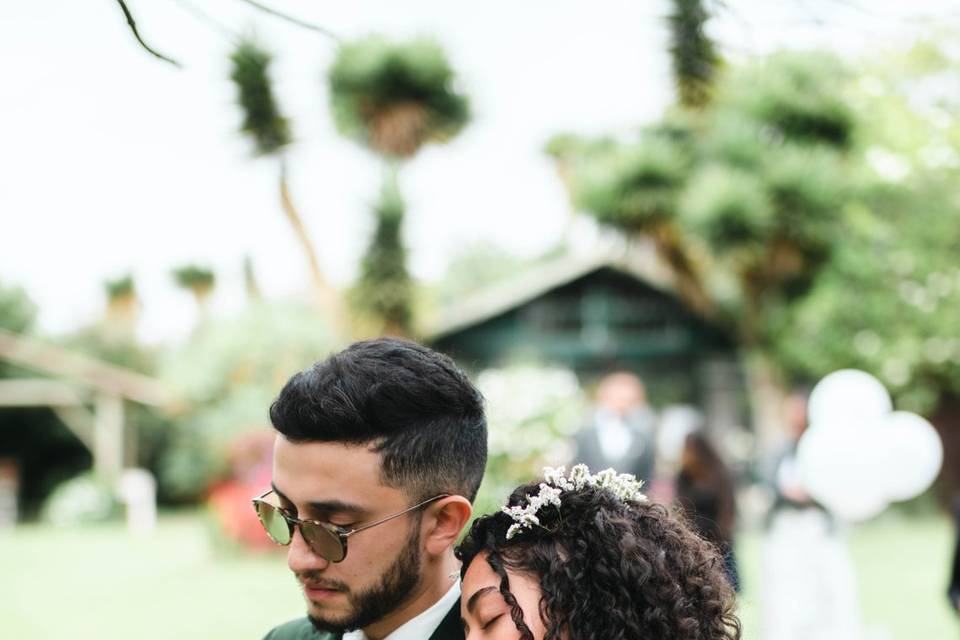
[571,135,690,231]
[0,280,36,334]
[769,36,960,411]
[104,274,135,300]
[561,51,860,341]
[719,52,855,149]
[543,133,615,161]
[172,265,215,291]
[429,242,541,308]
[328,36,470,157]
[158,302,340,500]
[667,0,719,109]
[230,39,292,156]
[679,164,772,253]
[350,178,413,334]
[472,363,587,516]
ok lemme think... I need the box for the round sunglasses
[252,490,449,562]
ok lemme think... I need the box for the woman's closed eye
[480,613,504,630]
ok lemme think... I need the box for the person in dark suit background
[257,338,487,640]
[573,371,657,484]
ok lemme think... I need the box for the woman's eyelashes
[480,613,504,631]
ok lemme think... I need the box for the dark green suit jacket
[262,600,462,640]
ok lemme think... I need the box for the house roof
[0,328,176,407]
[425,240,677,341]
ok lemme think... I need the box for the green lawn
[735,512,960,639]
[2,510,958,639]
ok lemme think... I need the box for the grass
[0,511,302,639]
[2,509,958,639]
[735,511,960,639]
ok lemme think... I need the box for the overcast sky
[1,0,953,341]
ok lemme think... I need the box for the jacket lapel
[427,600,463,640]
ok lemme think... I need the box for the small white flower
[569,464,591,490]
[501,464,647,540]
[594,468,618,489]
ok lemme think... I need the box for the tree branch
[170,0,240,43]
[235,0,340,42]
[114,0,181,67]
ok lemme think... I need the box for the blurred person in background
[573,371,658,485]
[949,496,960,614]
[675,430,740,591]
[256,338,487,640]
[760,392,860,640]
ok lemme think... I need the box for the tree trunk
[278,159,343,325]
[648,223,713,318]
[743,351,790,458]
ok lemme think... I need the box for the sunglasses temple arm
[346,494,450,536]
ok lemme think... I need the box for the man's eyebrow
[466,586,498,614]
[270,483,368,516]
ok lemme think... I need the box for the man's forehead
[271,435,393,503]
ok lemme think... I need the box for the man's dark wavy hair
[456,480,742,640]
[269,338,487,502]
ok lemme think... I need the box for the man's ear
[422,495,472,556]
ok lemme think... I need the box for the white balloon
[876,411,943,502]
[796,420,890,522]
[808,369,892,428]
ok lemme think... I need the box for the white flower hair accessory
[502,464,647,539]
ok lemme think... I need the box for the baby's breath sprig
[502,464,647,539]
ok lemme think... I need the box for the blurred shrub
[158,302,340,502]
[0,279,36,334]
[472,363,587,516]
[769,37,960,414]
[41,472,120,526]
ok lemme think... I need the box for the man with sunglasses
[257,338,487,640]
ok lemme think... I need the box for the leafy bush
[42,472,120,526]
[472,363,587,516]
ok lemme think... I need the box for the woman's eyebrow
[466,586,498,614]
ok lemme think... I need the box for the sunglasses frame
[252,490,450,562]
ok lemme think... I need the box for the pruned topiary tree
[172,264,216,325]
[328,36,470,334]
[229,38,340,320]
[553,51,863,447]
[328,36,470,159]
[350,176,413,336]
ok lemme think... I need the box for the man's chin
[307,613,357,635]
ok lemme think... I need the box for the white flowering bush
[473,363,587,517]
[42,473,121,526]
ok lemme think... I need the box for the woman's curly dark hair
[456,480,741,640]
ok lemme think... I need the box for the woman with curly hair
[456,466,741,640]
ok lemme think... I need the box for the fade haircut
[269,338,487,502]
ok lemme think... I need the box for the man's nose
[287,526,331,574]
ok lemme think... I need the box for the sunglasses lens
[256,502,292,545]
[301,523,346,562]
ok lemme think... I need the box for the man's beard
[307,526,422,635]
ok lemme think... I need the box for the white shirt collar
[342,580,461,640]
